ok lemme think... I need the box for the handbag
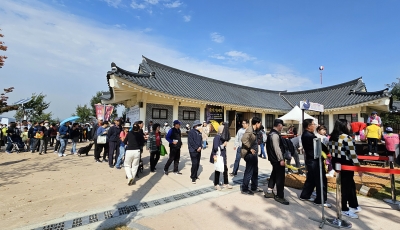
[160,144,168,156]
[214,147,224,172]
[97,135,106,144]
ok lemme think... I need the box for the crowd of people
[2,111,398,220]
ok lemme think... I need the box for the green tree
[14,93,52,121]
[386,77,400,100]
[72,104,92,123]
[0,28,7,68]
[0,87,18,114]
[90,91,118,120]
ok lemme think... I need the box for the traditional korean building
[101,56,393,135]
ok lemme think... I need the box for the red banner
[341,165,400,174]
[104,105,114,121]
[95,104,105,120]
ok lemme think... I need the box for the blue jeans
[203,140,207,149]
[232,147,241,175]
[30,138,35,151]
[115,146,125,168]
[59,139,67,155]
[70,140,77,153]
[259,143,266,158]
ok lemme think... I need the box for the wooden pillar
[173,101,179,121]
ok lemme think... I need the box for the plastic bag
[214,147,224,172]
[160,144,168,156]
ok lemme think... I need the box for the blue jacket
[58,125,69,138]
[97,126,108,142]
[188,128,202,153]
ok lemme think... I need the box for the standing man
[241,117,261,195]
[264,119,289,205]
[299,119,331,207]
[230,119,248,177]
[147,121,153,133]
[58,121,70,157]
[92,119,103,160]
[107,118,122,168]
[188,120,203,184]
[164,120,183,175]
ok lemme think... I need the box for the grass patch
[371,180,400,201]
[103,225,135,230]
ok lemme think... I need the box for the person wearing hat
[107,117,122,168]
[115,122,131,169]
[188,120,203,184]
[164,120,183,175]
[163,122,171,138]
[365,119,382,156]
[367,111,382,126]
[58,121,71,157]
[382,127,399,163]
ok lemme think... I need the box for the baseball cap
[371,111,378,114]
[386,127,393,132]
[173,120,181,125]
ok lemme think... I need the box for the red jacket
[350,122,367,133]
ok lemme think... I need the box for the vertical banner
[95,104,105,120]
[104,105,114,121]
[126,105,140,123]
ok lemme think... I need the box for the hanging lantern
[319,66,324,71]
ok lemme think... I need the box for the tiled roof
[280,78,390,109]
[104,57,391,111]
[109,57,292,110]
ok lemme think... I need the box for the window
[314,115,324,125]
[152,108,168,119]
[183,110,196,120]
[338,114,357,123]
[266,114,274,130]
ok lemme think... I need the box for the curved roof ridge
[353,88,389,96]
[111,63,150,78]
[142,56,287,94]
[281,77,363,95]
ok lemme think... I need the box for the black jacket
[70,128,80,141]
[188,128,202,153]
[302,130,329,161]
[266,129,285,163]
[107,125,122,142]
[167,128,182,149]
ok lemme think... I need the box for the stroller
[7,136,27,153]
[77,142,94,156]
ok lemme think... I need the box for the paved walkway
[0,139,398,230]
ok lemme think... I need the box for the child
[21,127,29,145]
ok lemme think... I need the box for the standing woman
[124,124,145,185]
[329,119,362,219]
[210,124,232,190]
[147,123,162,172]
[201,121,209,149]
[115,122,131,169]
[95,121,109,163]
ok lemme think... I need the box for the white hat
[123,122,131,128]
[371,120,378,125]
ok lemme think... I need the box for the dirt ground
[0,142,158,229]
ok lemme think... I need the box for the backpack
[262,130,268,143]
[280,138,294,160]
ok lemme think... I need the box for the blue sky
[0,0,399,119]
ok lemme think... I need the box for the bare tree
[0,28,7,68]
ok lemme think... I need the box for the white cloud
[0,0,313,119]
[210,32,224,43]
[183,15,191,22]
[130,0,146,9]
[164,1,182,8]
[209,54,226,60]
[225,50,256,62]
[103,0,122,8]
[145,0,159,5]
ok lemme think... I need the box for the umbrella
[209,120,220,132]
[60,116,80,126]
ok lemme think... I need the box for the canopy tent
[279,105,315,122]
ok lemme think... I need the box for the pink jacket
[384,134,399,152]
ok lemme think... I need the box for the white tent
[279,105,315,122]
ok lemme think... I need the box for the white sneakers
[313,202,332,208]
[368,152,379,156]
[349,206,362,213]
[343,210,359,219]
